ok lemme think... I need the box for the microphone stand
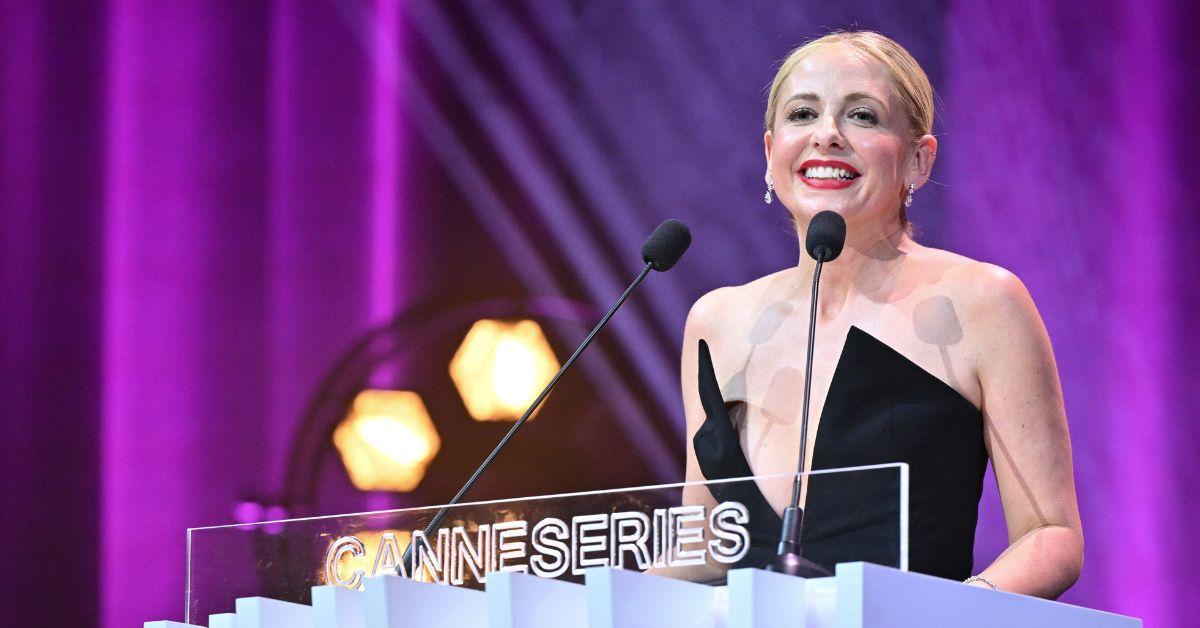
[766,247,833,578]
[398,261,656,574]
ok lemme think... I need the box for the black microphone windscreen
[641,219,692,271]
[805,211,846,262]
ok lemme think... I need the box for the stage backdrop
[2,1,1198,626]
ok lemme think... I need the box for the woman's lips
[800,175,856,189]
[798,159,859,190]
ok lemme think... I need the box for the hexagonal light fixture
[449,319,560,421]
[333,389,441,492]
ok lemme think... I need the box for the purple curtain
[2,1,1197,625]
[945,1,1200,621]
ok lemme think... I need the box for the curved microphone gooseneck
[397,219,692,575]
[767,210,846,578]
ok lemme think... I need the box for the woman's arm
[965,266,1083,598]
[681,290,727,508]
[643,290,728,582]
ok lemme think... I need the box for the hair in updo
[764,31,934,231]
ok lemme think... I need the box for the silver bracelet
[963,575,999,590]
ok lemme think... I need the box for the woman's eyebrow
[845,92,886,108]
[782,92,886,108]
[782,92,820,106]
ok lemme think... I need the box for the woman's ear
[910,134,938,189]
[763,131,774,184]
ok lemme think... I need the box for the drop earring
[904,182,915,208]
[764,177,774,204]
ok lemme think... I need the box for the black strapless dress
[693,325,988,580]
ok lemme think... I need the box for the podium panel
[185,464,908,623]
[154,562,1141,627]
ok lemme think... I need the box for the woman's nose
[812,115,844,149]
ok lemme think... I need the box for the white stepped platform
[832,562,1139,628]
[234,596,313,628]
[313,584,365,628]
[488,570,587,628]
[208,613,236,628]
[364,574,487,627]
[149,562,1140,627]
[586,567,721,628]
[727,567,836,628]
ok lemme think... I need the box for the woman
[681,32,1082,598]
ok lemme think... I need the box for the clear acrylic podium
[149,462,1140,627]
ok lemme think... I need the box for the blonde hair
[764,31,934,141]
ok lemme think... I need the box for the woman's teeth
[803,166,857,180]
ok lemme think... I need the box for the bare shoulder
[685,268,792,339]
[912,246,1036,320]
[910,245,1049,371]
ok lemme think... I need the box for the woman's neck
[792,218,913,319]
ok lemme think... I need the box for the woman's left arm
[966,266,1083,599]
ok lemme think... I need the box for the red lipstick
[798,159,860,190]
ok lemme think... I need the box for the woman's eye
[786,107,817,122]
[849,108,879,124]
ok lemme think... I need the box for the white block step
[834,562,1140,628]
[208,613,237,628]
[144,622,201,627]
[363,575,486,627]
[487,570,587,628]
[312,585,366,628]
[727,568,805,628]
[727,568,837,628]
[586,568,718,628]
[234,596,314,628]
[805,576,838,627]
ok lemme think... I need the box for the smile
[802,166,856,180]
[798,160,860,189]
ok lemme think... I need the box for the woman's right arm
[645,291,728,583]
[681,291,724,510]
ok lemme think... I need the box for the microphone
[642,218,691,271]
[399,219,691,574]
[767,210,845,578]
[805,211,846,263]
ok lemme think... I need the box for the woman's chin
[785,203,849,222]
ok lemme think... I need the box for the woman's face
[765,44,931,233]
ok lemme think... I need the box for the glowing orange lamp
[449,319,560,421]
[333,390,441,492]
